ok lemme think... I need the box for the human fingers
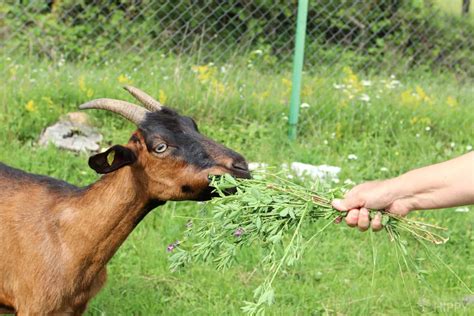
[345,209,360,227]
[371,211,383,232]
[357,208,370,232]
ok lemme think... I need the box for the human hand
[332,178,412,232]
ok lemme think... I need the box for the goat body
[0,86,250,315]
[0,162,156,314]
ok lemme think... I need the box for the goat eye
[155,143,168,153]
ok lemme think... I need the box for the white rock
[39,114,102,152]
[248,162,269,171]
[286,162,341,181]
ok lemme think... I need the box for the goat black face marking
[139,109,215,169]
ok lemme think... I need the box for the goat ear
[88,145,137,174]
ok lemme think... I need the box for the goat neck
[58,166,160,283]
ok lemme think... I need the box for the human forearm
[390,152,474,211]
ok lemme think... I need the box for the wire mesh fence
[1,1,473,77]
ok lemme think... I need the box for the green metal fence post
[288,0,309,140]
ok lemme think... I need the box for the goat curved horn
[123,85,163,111]
[79,98,148,125]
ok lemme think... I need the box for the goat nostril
[231,160,248,171]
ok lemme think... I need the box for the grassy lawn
[1,56,473,315]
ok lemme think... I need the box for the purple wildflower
[166,240,180,252]
[234,228,244,237]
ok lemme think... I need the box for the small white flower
[220,66,226,73]
[344,179,355,185]
[380,167,389,172]
[323,140,329,145]
[332,178,340,184]
[253,49,263,56]
[391,80,401,86]
[387,80,401,89]
[425,126,431,131]
[359,94,370,102]
[361,80,372,86]
[390,74,396,79]
[287,174,294,179]
[348,154,358,160]
[416,133,421,138]
[330,132,336,139]
[450,142,455,148]
[300,103,310,109]
[455,207,470,213]
[208,62,215,67]
[282,115,288,121]
[333,83,345,90]
[466,145,473,151]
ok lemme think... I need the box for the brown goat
[0,86,250,315]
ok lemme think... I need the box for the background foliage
[2,0,474,76]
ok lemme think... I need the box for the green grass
[1,56,473,315]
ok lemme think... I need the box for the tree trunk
[462,0,471,16]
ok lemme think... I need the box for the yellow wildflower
[400,89,420,107]
[415,85,432,104]
[117,74,131,84]
[343,67,363,93]
[25,100,37,112]
[447,96,458,108]
[86,89,94,98]
[419,117,432,125]
[282,78,292,89]
[159,90,167,104]
[192,65,215,83]
[302,84,312,97]
[78,76,87,92]
[259,90,270,99]
[211,79,225,94]
[410,116,431,126]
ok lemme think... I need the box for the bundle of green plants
[168,171,450,314]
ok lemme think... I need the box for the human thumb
[331,199,350,211]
